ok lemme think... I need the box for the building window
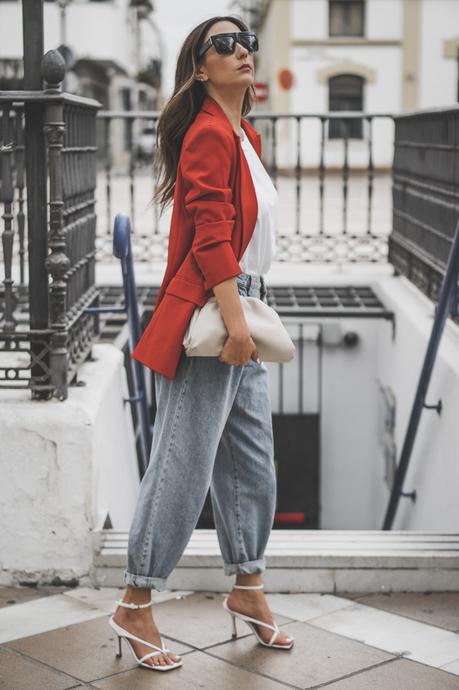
[329,0,365,37]
[328,74,364,139]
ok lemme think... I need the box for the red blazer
[131,94,261,380]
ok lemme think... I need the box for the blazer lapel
[199,95,259,262]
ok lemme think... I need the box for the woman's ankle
[122,585,152,605]
[234,574,263,587]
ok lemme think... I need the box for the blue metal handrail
[84,213,152,477]
[382,219,459,529]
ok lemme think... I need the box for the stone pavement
[1,585,459,689]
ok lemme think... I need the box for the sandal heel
[116,635,122,657]
[231,614,237,639]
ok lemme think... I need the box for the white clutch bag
[182,295,295,362]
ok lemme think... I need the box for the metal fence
[95,109,394,264]
[0,50,101,399]
[389,106,459,323]
[4,87,459,400]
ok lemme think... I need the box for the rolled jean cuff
[124,569,168,591]
[223,557,266,576]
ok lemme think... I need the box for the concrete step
[93,529,459,593]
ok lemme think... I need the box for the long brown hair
[150,15,257,217]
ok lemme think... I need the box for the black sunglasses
[198,31,259,59]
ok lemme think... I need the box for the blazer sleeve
[180,124,242,291]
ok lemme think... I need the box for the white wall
[367,0,403,41]
[0,344,140,586]
[256,0,459,168]
[262,263,390,530]
[263,262,459,530]
[373,275,459,530]
[291,0,326,41]
[0,2,23,58]
[255,0,404,169]
[289,44,399,168]
[419,0,459,108]
[291,0,403,41]
[0,0,159,77]
[152,0,232,101]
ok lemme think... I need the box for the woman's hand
[219,327,259,366]
[211,276,259,366]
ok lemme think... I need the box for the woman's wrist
[227,323,251,340]
[212,277,249,337]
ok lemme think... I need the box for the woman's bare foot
[226,577,293,647]
[112,588,181,668]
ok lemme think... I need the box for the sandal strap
[244,612,278,632]
[119,626,165,651]
[269,627,281,645]
[116,598,152,609]
[225,588,286,647]
[138,648,170,663]
[225,598,278,633]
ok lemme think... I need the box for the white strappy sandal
[222,583,294,649]
[108,598,183,671]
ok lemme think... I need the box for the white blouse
[238,130,278,276]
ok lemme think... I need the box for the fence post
[22,0,51,398]
[42,51,70,400]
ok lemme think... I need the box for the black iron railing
[0,49,101,399]
[5,87,459,402]
[390,105,459,324]
[383,219,459,529]
[96,110,394,264]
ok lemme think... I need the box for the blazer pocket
[165,274,208,306]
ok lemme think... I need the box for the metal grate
[1,284,393,350]
[266,285,392,318]
[90,284,393,343]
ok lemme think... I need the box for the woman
[109,15,294,671]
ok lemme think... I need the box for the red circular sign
[278,69,294,90]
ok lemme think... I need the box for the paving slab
[144,591,293,649]
[0,592,106,644]
[351,591,459,631]
[0,646,80,690]
[320,657,459,689]
[0,585,73,609]
[3,585,459,688]
[4,614,193,684]
[207,619,394,688]
[259,592,356,621]
[308,601,459,670]
[92,648,295,690]
[442,659,459,675]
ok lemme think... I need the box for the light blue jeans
[124,272,277,590]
